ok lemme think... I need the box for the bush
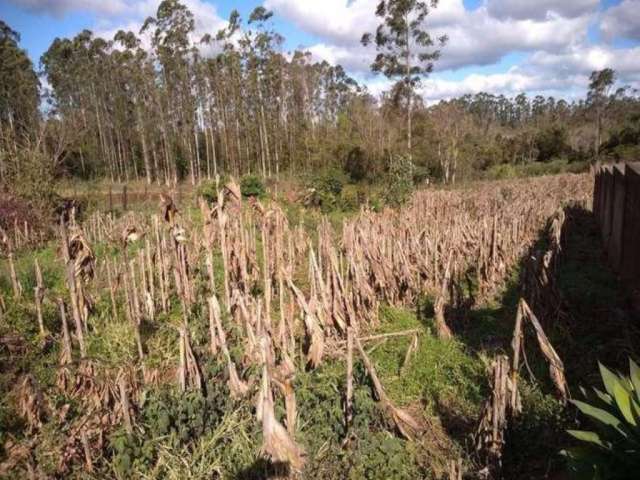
[535,126,569,162]
[304,168,347,212]
[315,168,345,196]
[196,180,219,203]
[0,190,45,233]
[8,150,57,209]
[486,164,517,180]
[384,155,415,206]
[344,146,370,182]
[504,383,571,477]
[240,174,266,198]
[1,149,59,234]
[412,165,430,185]
[561,359,640,479]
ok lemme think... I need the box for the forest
[2,0,640,192]
[1,1,640,479]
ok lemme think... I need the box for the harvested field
[3,172,635,480]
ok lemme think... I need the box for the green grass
[372,306,486,417]
[483,159,590,181]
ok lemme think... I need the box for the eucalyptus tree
[0,20,39,179]
[588,68,616,160]
[142,0,197,184]
[114,30,156,184]
[362,0,446,157]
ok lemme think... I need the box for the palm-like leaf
[563,359,640,479]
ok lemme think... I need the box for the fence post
[609,164,626,272]
[593,166,602,221]
[601,166,614,246]
[123,185,128,211]
[621,163,640,287]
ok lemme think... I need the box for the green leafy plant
[196,180,219,203]
[562,359,640,479]
[240,174,266,198]
[384,155,415,206]
[304,168,347,212]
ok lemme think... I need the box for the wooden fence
[593,163,640,290]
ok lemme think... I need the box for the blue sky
[2,0,639,102]
[1,0,319,63]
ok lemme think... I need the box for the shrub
[0,190,44,233]
[339,188,359,211]
[488,164,517,180]
[8,150,58,209]
[315,168,345,196]
[384,155,415,206]
[304,168,347,212]
[240,174,266,198]
[1,149,60,235]
[561,359,640,479]
[412,165,430,185]
[344,146,370,182]
[535,126,569,162]
[196,180,219,203]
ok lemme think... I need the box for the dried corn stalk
[34,259,46,336]
[285,275,324,368]
[475,355,518,475]
[211,294,249,397]
[57,298,73,365]
[434,296,453,340]
[512,299,568,403]
[272,350,298,436]
[118,373,133,434]
[177,326,203,392]
[354,336,423,440]
[448,458,463,480]
[258,338,305,471]
[16,375,48,433]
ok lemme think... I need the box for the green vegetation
[0,231,487,479]
[562,360,640,480]
[1,2,639,476]
[2,0,639,197]
[383,155,417,206]
[484,158,590,181]
[240,175,267,199]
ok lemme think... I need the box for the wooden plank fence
[593,162,640,291]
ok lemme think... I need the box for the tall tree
[0,20,39,180]
[362,0,446,158]
[588,68,616,161]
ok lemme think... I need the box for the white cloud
[434,7,591,70]
[268,0,592,72]
[358,67,581,104]
[267,0,640,102]
[7,0,129,17]
[417,43,640,104]
[485,0,598,21]
[19,0,224,57]
[416,69,584,104]
[600,0,640,41]
[264,0,377,46]
[527,45,640,84]
[9,0,227,42]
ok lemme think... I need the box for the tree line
[1,0,639,190]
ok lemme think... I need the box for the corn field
[0,173,593,479]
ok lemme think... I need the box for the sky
[2,0,640,103]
